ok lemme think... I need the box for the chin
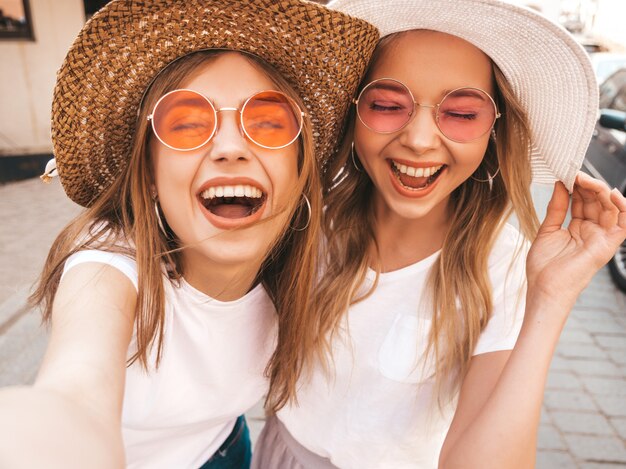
[377,190,438,220]
[203,235,274,266]
[393,204,436,221]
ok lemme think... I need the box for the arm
[439,173,626,469]
[0,262,136,468]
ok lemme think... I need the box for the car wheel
[608,238,626,293]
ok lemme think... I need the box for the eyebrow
[444,89,488,100]
[364,82,491,103]
[167,97,211,108]
[366,82,409,93]
[170,93,287,109]
[251,94,284,104]
[367,82,489,99]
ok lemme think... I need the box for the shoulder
[61,221,138,290]
[63,249,138,292]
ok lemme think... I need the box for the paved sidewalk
[0,177,80,385]
[0,177,81,307]
[0,178,625,467]
[538,267,626,468]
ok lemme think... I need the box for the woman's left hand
[526,171,626,306]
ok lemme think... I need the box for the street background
[2,0,626,161]
[0,178,625,468]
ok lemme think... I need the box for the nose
[207,109,251,163]
[398,105,442,154]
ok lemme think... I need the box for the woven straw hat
[51,0,379,207]
[328,0,598,191]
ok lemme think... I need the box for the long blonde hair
[316,33,540,400]
[30,50,322,412]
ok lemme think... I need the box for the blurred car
[590,52,626,84]
[572,33,610,55]
[582,68,626,292]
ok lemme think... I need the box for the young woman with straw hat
[252,1,626,468]
[0,1,377,468]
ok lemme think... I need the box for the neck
[371,195,451,273]
[181,252,263,301]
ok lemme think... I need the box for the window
[0,0,34,40]
[610,87,626,113]
[599,70,626,109]
[84,0,110,20]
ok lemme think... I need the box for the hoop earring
[291,194,311,232]
[470,165,500,183]
[351,142,363,172]
[154,199,168,236]
[471,162,500,192]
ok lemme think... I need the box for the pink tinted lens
[356,80,414,132]
[152,90,216,150]
[437,88,497,142]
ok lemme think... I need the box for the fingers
[539,181,569,234]
[575,171,607,191]
[573,172,619,227]
[571,184,584,220]
[610,188,626,232]
[610,187,626,212]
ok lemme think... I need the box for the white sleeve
[61,250,139,292]
[473,225,529,356]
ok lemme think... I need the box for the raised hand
[526,172,626,307]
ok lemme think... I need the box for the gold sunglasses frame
[148,88,305,151]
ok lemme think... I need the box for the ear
[150,184,158,200]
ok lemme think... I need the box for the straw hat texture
[52,0,379,207]
[328,0,599,191]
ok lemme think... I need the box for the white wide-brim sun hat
[328,0,599,191]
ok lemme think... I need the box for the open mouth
[199,184,267,220]
[390,160,446,190]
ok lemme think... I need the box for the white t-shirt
[278,224,529,469]
[62,250,277,469]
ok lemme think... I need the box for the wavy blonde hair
[30,50,322,412]
[316,33,540,400]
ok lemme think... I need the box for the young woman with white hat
[252,1,626,468]
[0,1,377,468]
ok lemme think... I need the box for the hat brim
[52,0,379,206]
[328,0,598,191]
